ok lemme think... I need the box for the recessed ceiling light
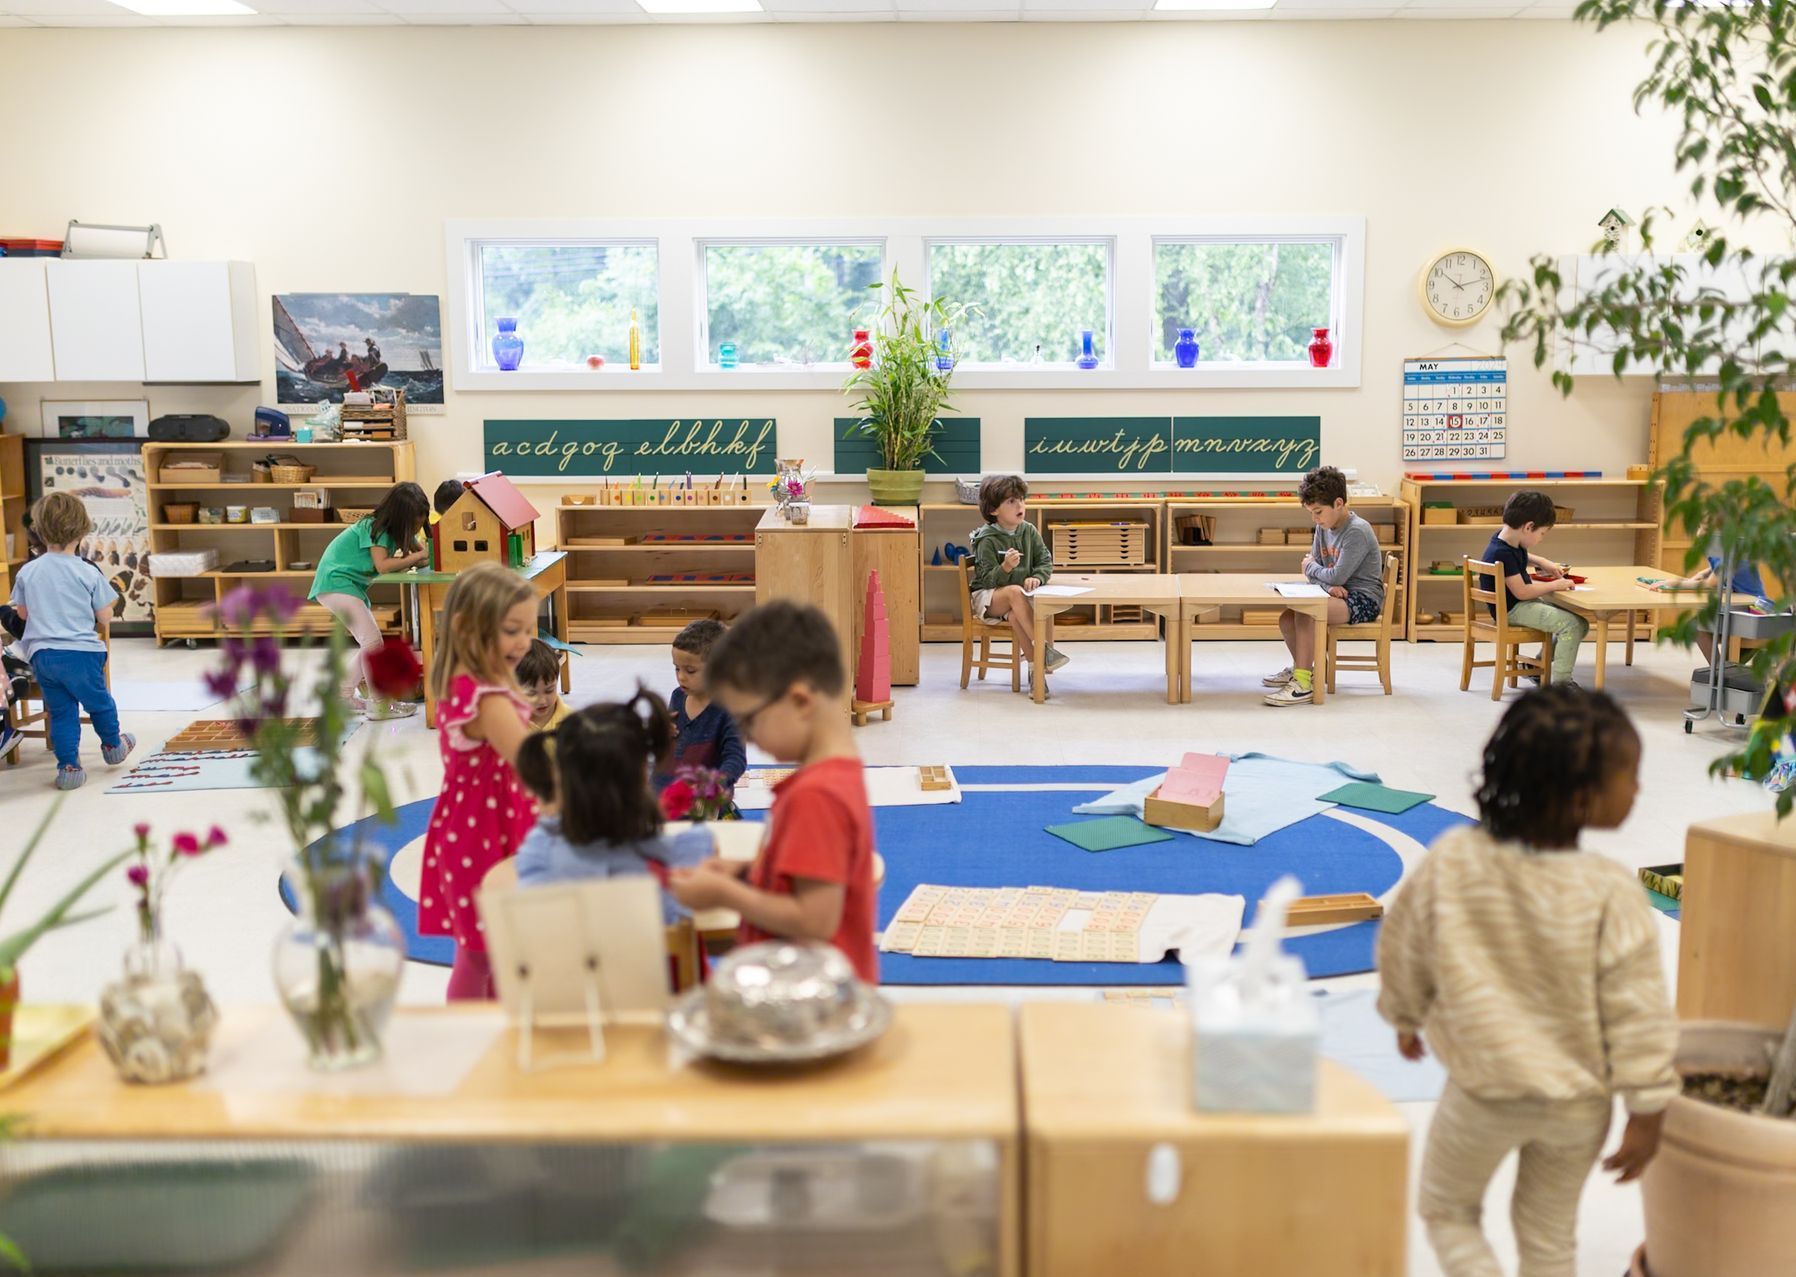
[1154,0,1277,9]
[109,0,257,14]
[636,0,762,12]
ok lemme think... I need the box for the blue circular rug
[282,764,1471,985]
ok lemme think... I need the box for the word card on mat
[881,883,1242,964]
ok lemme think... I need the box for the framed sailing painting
[25,439,155,635]
[272,293,444,406]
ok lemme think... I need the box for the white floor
[2,633,1762,1276]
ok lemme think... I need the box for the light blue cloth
[1315,988,1447,1104]
[9,552,116,659]
[1071,752,1380,846]
[514,816,713,923]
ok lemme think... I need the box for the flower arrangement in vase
[97,823,226,1084]
[659,765,740,822]
[211,585,418,1070]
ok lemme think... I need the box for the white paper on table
[197,1009,505,1103]
[1030,585,1094,597]
[1267,582,1329,599]
[1140,893,1246,963]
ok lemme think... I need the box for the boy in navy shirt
[654,619,747,799]
[9,492,135,787]
[1479,490,1585,688]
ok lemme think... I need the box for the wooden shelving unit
[1651,390,1796,581]
[0,433,26,598]
[1165,496,1410,640]
[917,500,1164,642]
[557,500,769,644]
[145,440,415,646]
[1399,476,1662,642]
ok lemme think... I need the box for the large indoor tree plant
[843,269,974,506]
[1499,4,1796,1272]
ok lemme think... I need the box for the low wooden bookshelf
[145,440,414,646]
[1399,476,1662,641]
[557,500,769,644]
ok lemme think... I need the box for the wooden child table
[1545,565,1706,689]
[1025,574,1183,705]
[374,551,570,727]
[1175,574,1332,705]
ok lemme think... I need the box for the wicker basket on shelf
[271,462,316,484]
[337,507,374,524]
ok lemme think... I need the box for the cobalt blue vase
[1174,328,1200,368]
[1076,329,1099,371]
[492,318,524,372]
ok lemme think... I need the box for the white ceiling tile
[375,0,512,11]
[398,10,522,18]
[0,13,38,21]
[499,0,638,10]
[160,11,283,18]
[768,7,892,16]
[896,0,1017,10]
[1399,6,1522,14]
[646,10,768,18]
[278,9,403,17]
[17,10,158,20]
[1021,0,1145,9]
[896,7,1015,14]
[1023,8,1143,15]
[1512,3,1574,13]
[517,8,647,16]
[1144,8,1270,16]
[6,0,147,13]
[766,0,891,9]
[1272,7,1396,15]
[251,0,382,12]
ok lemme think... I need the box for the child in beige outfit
[1378,685,1678,1277]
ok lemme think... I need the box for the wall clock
[1419,249,1496,327]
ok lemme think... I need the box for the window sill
[451,363,1361,392]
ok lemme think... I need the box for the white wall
[0,21,1695,499]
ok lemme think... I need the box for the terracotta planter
[1641,1021,1796,1277]
[866,468,925,507]
[0,969,16,1070]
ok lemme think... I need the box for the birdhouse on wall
[437,471,540,575]
[1598,208,1636,251]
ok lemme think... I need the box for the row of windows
[470,236,1343,374]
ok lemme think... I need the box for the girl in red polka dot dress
[423,563,542,1000]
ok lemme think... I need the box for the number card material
[1402,356,1507,462]
[879,883,1243,964]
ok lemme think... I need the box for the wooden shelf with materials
[556,498,770,644]
[1399,476,1661,642]
[144,440,415,647]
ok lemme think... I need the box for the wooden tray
[0,1005,93,1092]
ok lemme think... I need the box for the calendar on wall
[1402,356,1507,461]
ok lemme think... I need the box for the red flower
[126,864,150,887]
[172,832,201,856]
[206,826,229,848]
[133,822,151,841]
[366,639,423,699]
[660,779,696,821]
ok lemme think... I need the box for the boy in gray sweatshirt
[968,475,1068,679]
[1264,465,1385,707]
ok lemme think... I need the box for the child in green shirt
[969,475,1067,680]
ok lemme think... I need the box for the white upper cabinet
[138,260,259,383]
[0,260,56,382]
[45,259,146,381]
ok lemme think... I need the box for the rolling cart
[1684,555,1794,733]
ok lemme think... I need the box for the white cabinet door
[46,260,145,381]
[139,260,258,382]
[0,260,56,382]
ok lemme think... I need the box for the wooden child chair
[1461,557,1553,701]
[958,558,1022,693]
[5,635,112,766]
[478,858,703,993]
[1325,552,1401,696]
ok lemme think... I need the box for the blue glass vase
[492,317,524,372]
[1076,329,1099,371]
[935,329,954,373]
[1174,328,1200,368]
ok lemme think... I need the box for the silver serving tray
[666,987,893,1065]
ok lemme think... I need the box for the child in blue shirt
[8,492,135,788]
[653,619,747,800]
[514,689,712,923]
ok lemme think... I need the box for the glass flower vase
[97,935,218,1085]
[1307,326,1333,369]
[492,317,525,372]
[1174,328,1200,368]
[273,857,404,1071]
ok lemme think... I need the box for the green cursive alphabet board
[1172,416,1320,474]
[833,418,981,475]
[484,419,778,477]
[1024,417,1173,474]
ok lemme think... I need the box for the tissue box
[1186,953,1318,1115]
[148,550,219,578]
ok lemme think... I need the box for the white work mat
[196,1009,504,1101]
[735,765,962,811]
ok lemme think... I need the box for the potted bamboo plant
[843,269,974,507]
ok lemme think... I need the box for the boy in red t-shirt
[669,600,877,984]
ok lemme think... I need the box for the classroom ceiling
[0,0,1581,28]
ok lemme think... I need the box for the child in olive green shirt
[968,475,1067,678]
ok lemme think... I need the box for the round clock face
[1422,251,1496,326]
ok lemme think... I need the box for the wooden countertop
[1018,1003,1406,1141]
[9,1004,1015,1145]
[756,504,854,533]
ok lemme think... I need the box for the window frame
[445,216,1364,391]
[923,234,1118,372]
[695,235,889,374]
[1147,233,1345,372]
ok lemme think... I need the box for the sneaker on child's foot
[1044,646,1070,674]
[1263,680,1314,707]
[1261,666,1295,687]
[102,733,135,767]
[55,765,86,790]
[0,722,20,759]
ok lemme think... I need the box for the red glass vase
[851,329,872,370]
[1307,327,1333,369]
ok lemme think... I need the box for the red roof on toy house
[464,472,539,531]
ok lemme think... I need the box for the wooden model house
[436,471,540,573]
